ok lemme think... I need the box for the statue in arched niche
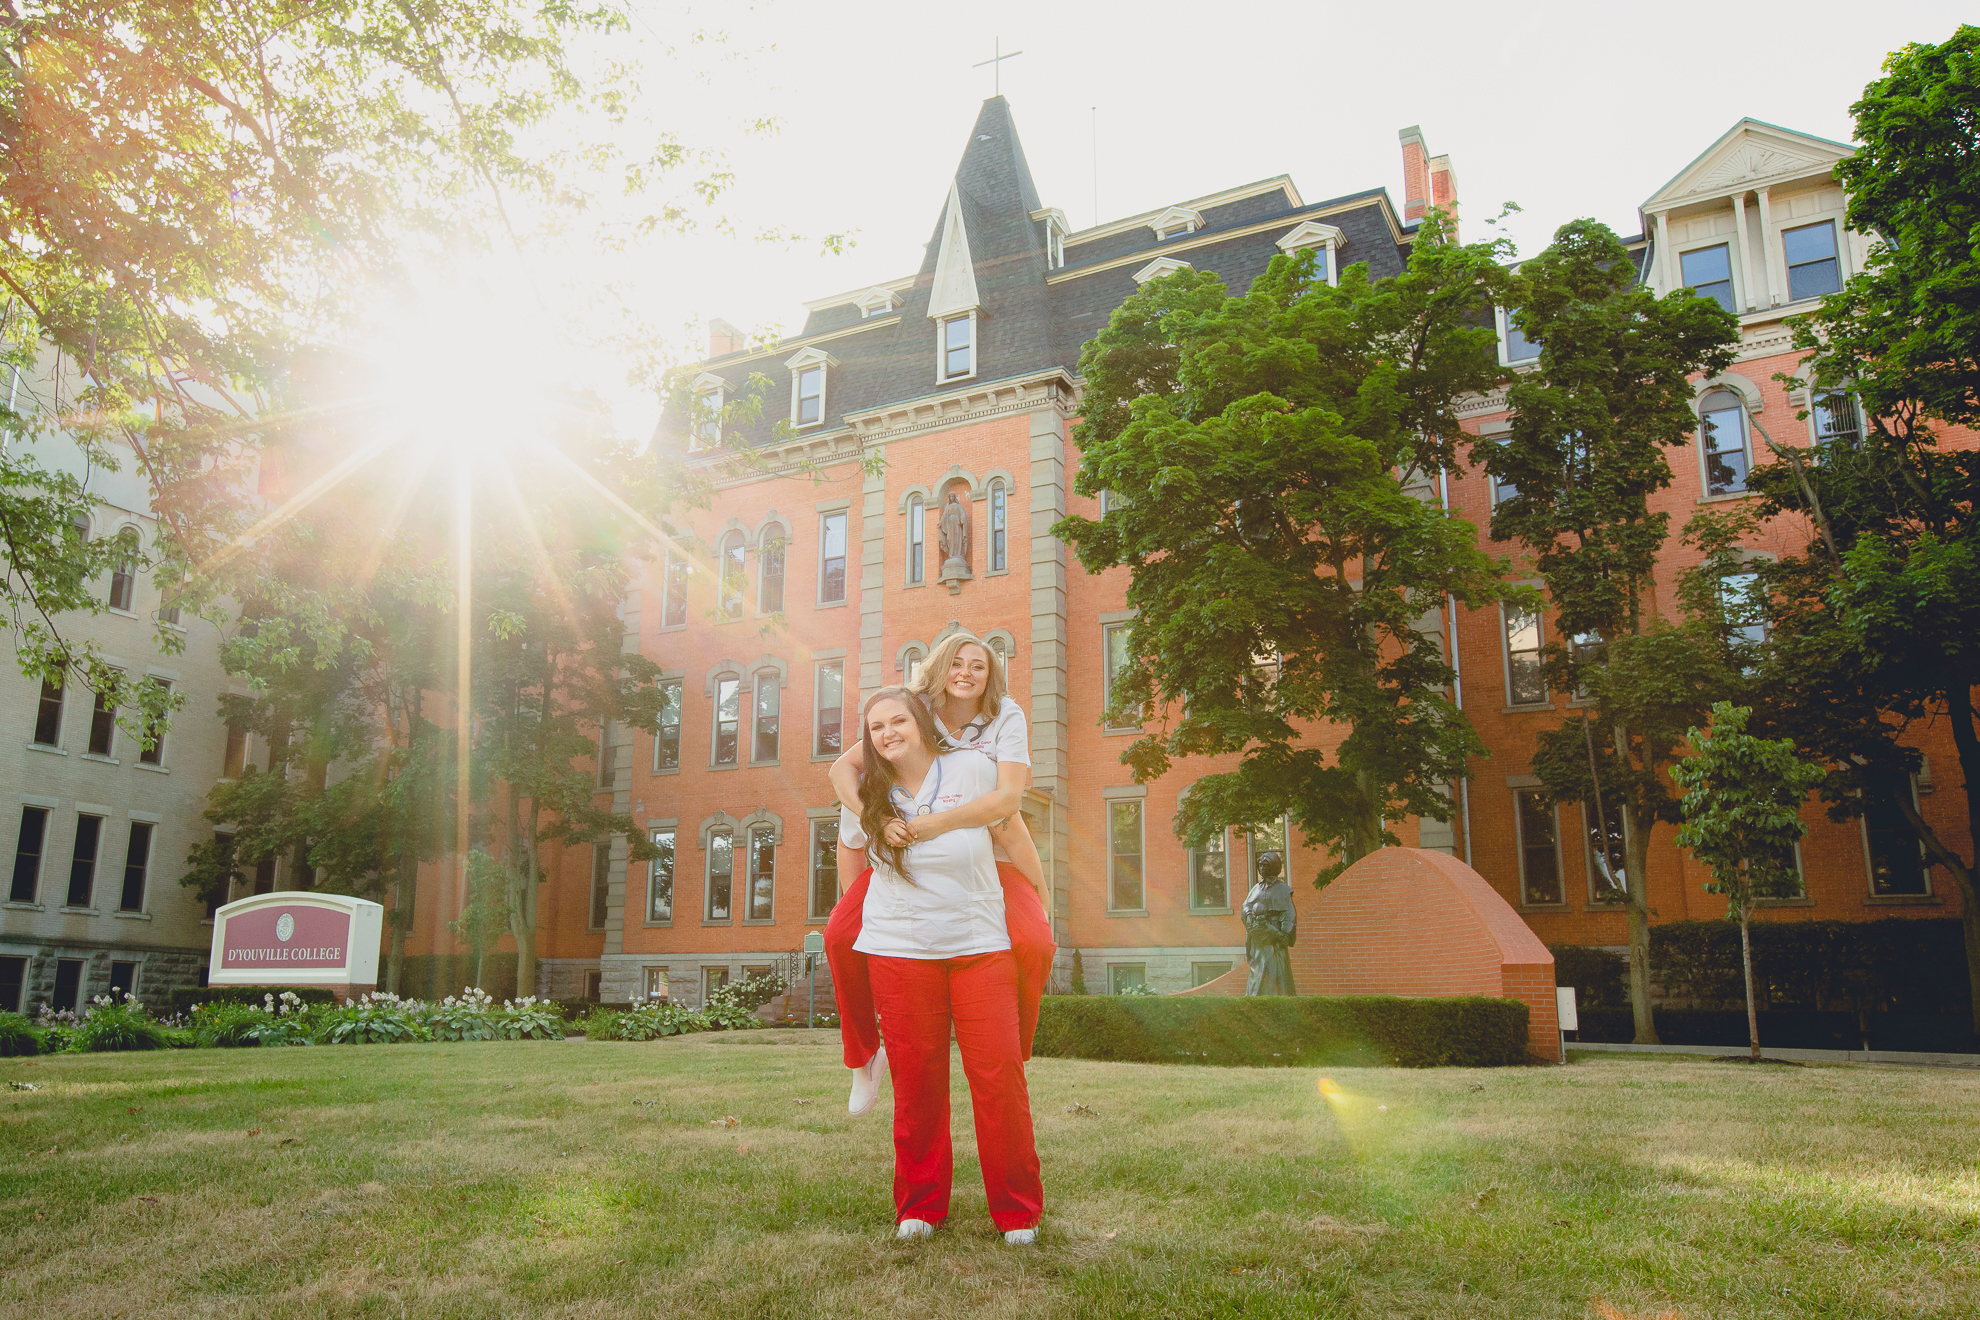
[936,489,972,586]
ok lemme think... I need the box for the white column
[1732,193,1755,310]
[1653,211,1673,293]
[1755,188,1784,306]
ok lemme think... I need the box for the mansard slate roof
[670,97,1413,451]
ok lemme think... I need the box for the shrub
[587,1002,711,1041]
[316,992,429,1045]
[1549,945,1630,1010]
[169,985,337,1016]
[0,1010,45,1056]
[1648,918,1970,1015]
[494,996,565,1041]
[577,1007,624,1040]
[69,994,174,1053]
[1069,950,1087,996]
[702,974,778,1031]
[189,1001,267,1048]
[425,988,500,1042]
[1031,994,1532,1068]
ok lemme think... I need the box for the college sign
[207,893,384,987]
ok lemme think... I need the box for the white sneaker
[849,1046,887,1116]
[896,1218,934,1240]
[1003,1228,1037,1246]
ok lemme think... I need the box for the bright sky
[564,0,1968,432]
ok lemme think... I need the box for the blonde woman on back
[824,633,1056,1117]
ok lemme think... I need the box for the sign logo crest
[275,913,295,942]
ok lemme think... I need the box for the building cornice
[1047,196,1405,286]
[701,312,903,372]
[1065,176,1304,246]
[845,368,1080,444]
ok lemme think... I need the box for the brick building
[5,98,1963,1016]
[520,100,1967,1006]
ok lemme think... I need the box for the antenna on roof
[972,39,1023,97]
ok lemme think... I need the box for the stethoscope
[890,756,944,818]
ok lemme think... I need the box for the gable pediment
[1644,119,1852,210]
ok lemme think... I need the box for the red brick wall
[1294,847,1561,1061]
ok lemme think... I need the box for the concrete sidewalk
[1567,1040,1980,1069]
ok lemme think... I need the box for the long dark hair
[856,686,945,886]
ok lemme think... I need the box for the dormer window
[1033,206,1070,271]
[691,371,725,450]
[795,368,823,426]
[1274,221,1345,288]
[857,287,900,318]
[1499,307,1541,364]
[1148,205,1205,242]
[1131,257,1192,286]
[1680,245,1736,315]
[783,348,836,428]
[939,313,974,381]
[1783,221,1841,301]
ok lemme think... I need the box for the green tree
[1481,218,1741,1043]
[1056,219,1519,878]
[0,0,727,711]
[1671,703,1826,1060]
[1744,26,1980,1025]
[450,851,513,993]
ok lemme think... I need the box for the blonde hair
[908,631,1007,719]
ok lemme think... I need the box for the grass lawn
[3,1034,1976,1319]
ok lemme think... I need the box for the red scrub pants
[867,950,1044,1231]
[825,862,1054,1068]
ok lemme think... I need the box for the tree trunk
[1939,694,1980,1030]
[1616,722,1660,1045]
[386,839,415,997]
[1739,905,1760,1061]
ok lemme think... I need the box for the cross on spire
[972,39,1023,97]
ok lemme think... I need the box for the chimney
[707,317,745,358]
[1399,125,1431,225]
[1429,153,1459,243]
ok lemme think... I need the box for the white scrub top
[926,694,1029,862]
[844,750,1010,960]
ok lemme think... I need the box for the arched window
[746,826,776,921]
[712,674,740,765]
[757,532,785,614]
[1699,390,1750,496]
[718,532,746,619]
[989,480,1007,572]
[907,495,925,585]
[901,646,925,686]
[752,669,780,762]
[705,828,733,921]
[107,528,139,612]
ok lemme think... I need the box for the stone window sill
[26,743,67,756]
[82,753,119,765]
[702,919,733,927]
[1864,894,1939,905]
[113,910,152,921]
[652,766,681,776]
[642,919,674,928]
[1501,704,1556,715]
[1103,727,1140,738]
[1189,907,1234,917]
[135,762,169,774]
[1106,908,1149,918]
[60,906,99,916]
[4,901,43,911]
[814,599,849,610]
[742,918,775,926]
[1518,903,1573,914]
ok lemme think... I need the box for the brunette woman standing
[825,633,1056,1117]
[840,686,1044,1244]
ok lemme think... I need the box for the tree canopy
[1056,222,1519,878]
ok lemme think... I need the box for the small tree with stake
[1671,703,1826,1061]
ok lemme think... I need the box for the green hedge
[167,985,338,1015]
[0,1010,46,1056]
[1550,918,1972,1016]
[1030,994,1532,1068]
